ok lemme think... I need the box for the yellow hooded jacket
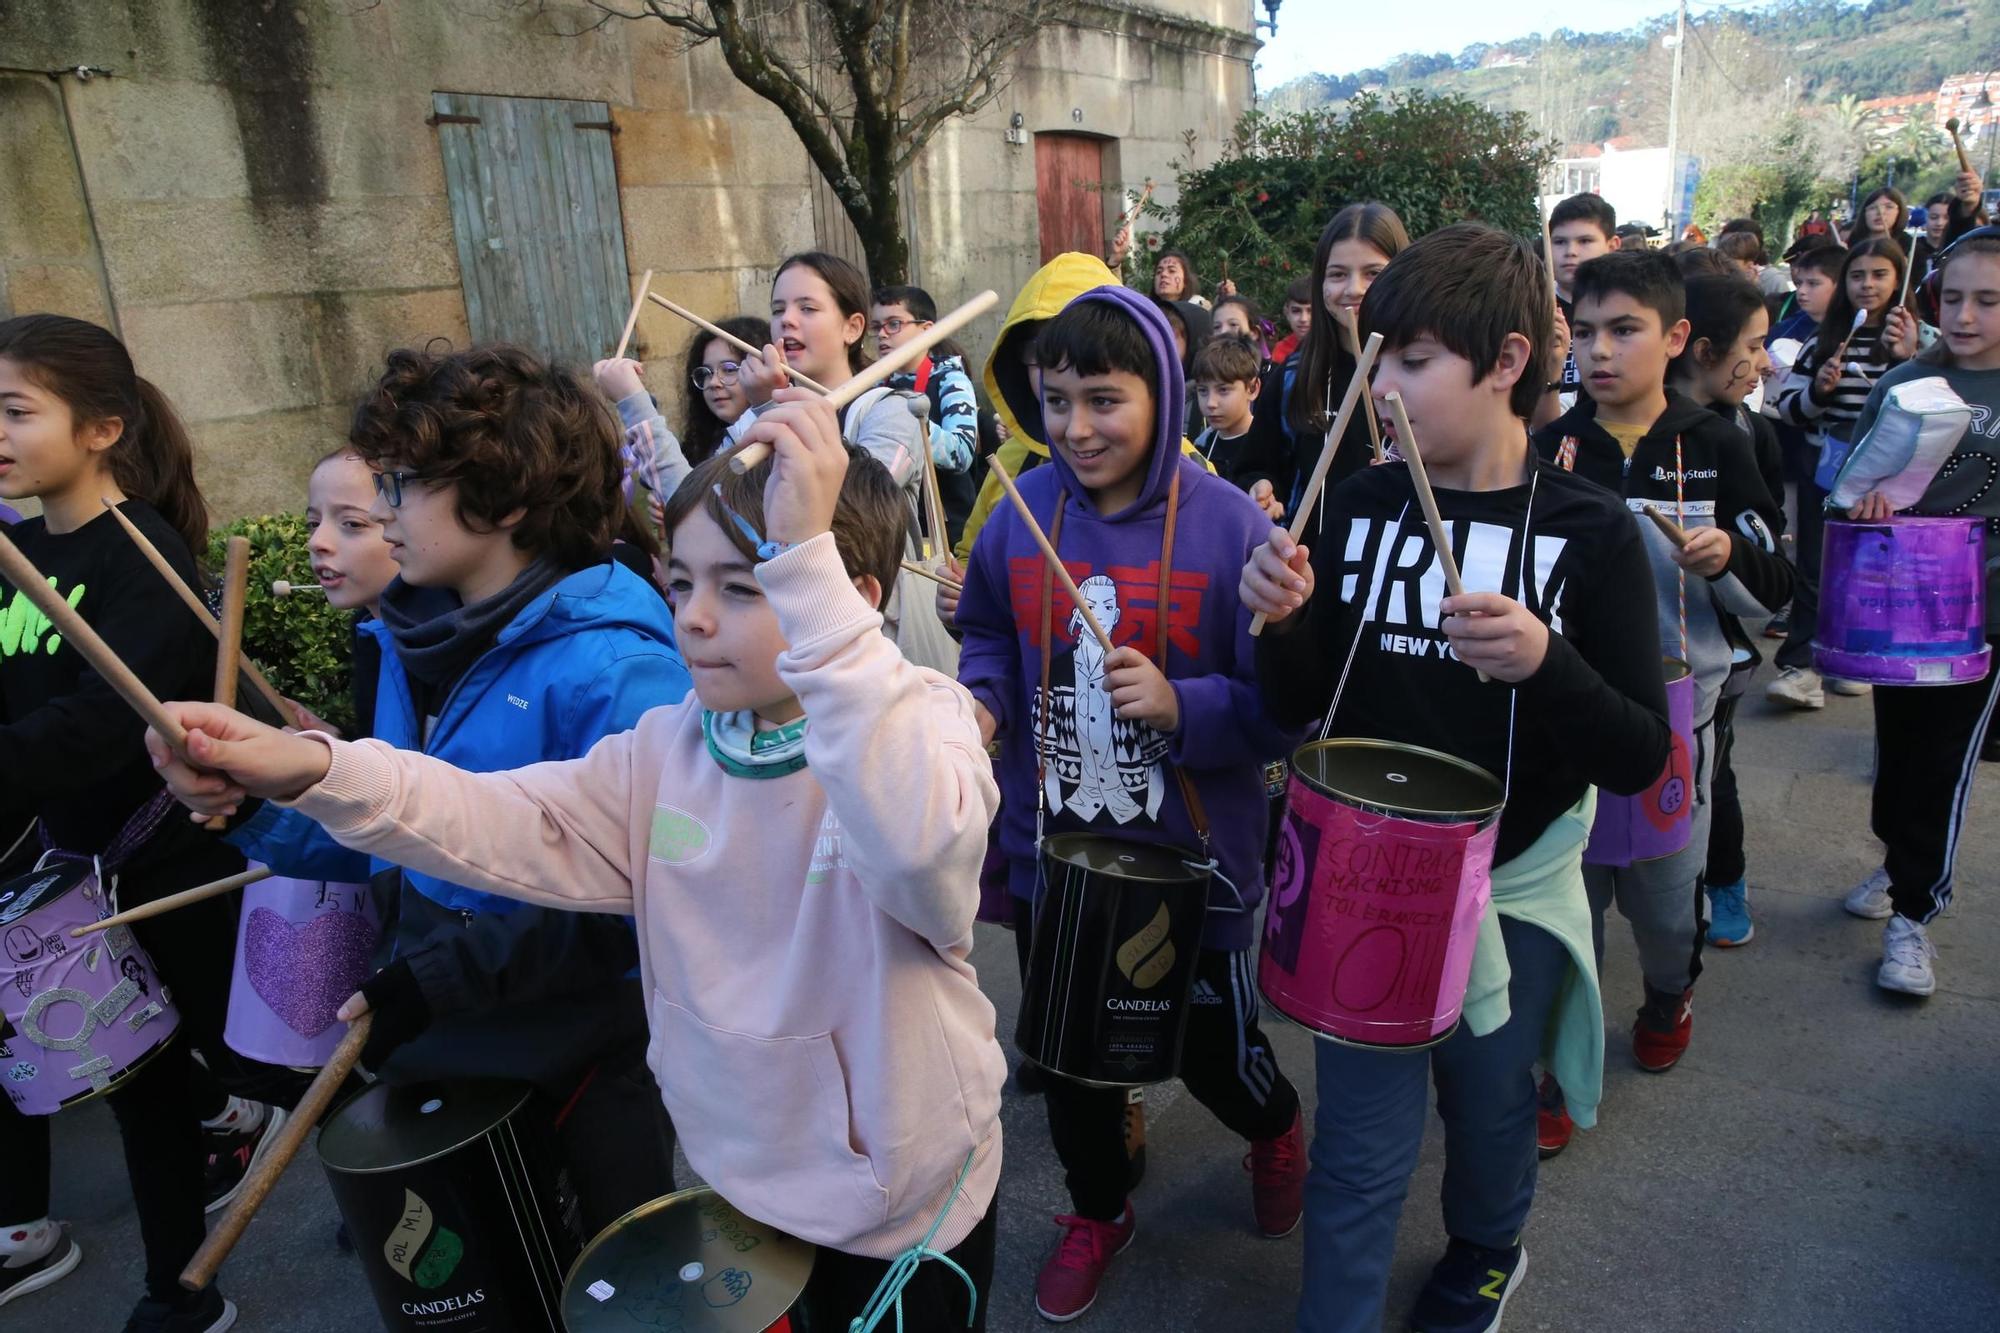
[954,253,1212,561]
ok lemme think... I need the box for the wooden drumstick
[1945,117,1976,177]
[0,527,188,748]
[727,290,1001,474]
[204,537,250,830]
[1118,179,1156,236]
[102,501,294,722]
[270,580,327,598]
[901,559,962,592]
[987,454,1115,654]
[1642,503,1690,549]
[1385,392,1489,683]
[645,293,834,397]
[1541,209,1561,309]
[181,1012,372,1291]
[70,866,274,938]
[1249,331,1383,636]
[613,267,653,361]
[1337,307,1385,463]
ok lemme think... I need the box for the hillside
[1268,0,1994,148]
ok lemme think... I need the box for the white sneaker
[1766,666,1825,709]
[1843,867,1893,919]
[1828,677,1873,697]
[1878,916,1937,996]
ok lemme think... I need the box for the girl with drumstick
[1244,226,1672,1332]
[149,397,1009,1330]
[0,314,277,1332]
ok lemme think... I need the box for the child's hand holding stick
[1384,393,1502,683]
[647,293,835,397]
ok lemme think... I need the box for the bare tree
[582,0,1077,283]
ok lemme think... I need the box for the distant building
[1542,140,1697,234]
[1860,92,1937,133]
[1936,72,1998,136]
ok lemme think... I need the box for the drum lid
[563,1187,814,1332]
[1292,740,1503,821]
[0,863,92,928]
[1042,832,1206,883]
[318,1079,534,1174]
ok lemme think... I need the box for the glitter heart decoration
[243,905,379,1038]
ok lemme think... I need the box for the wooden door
[431,92,631,367]
[1035,133,1107,264]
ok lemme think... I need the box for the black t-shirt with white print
[1257,457,1672,865]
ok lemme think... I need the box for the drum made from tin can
[0,862,180,1115]
[225,868,380,1067]
[1015,833,1209,1087]
[561,1187,815,1333]
[319,1079,579,1333]
[1259,740,1502,1051]
[1817,517,1991,686]
[1584,660,1695,868]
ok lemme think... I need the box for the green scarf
[702,709,809,779]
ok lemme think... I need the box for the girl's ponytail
[125,375,208,555]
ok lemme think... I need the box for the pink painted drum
[1584,659,1695,867]
[225,867,381,1067]
[0,861,180,1115]
[1259,740,1503,1051]
[1817,517,1991,686]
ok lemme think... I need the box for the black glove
[357,960,430,1068]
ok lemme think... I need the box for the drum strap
[850,1147,981,1331]
[38,788,179,888]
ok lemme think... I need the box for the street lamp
[1257,0,1282,35]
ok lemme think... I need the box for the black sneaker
[1409,1238,1526,1332]
[1763,607,1791,639]
[203,1104,286,1214]
[0,1225,81,1308]
[123,1286,237,1333]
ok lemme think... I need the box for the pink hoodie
[284,534,1006,1259]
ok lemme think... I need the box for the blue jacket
[231,560,689,1088]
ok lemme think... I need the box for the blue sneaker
[1410,1239,1525,1332]
[1706,881,1753,947]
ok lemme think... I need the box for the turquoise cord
[849,1150,980,1331]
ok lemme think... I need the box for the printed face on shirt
[0,357,120,509]
[1693,305,1772,409]
[1939,252,2000,370]
[664,507,798,720]
[1846,256,1899,320]
[700,336,751,426]
[1550,220,1615,294]
[1039,362,1156,514]
[1284,299,1313,339]
[1195,376,1257,435]
[1792,266,1836,323]
[306,453,399,613]
[770,266,864,386]
[1570,291,1689,415]
[1322,239,1392,319]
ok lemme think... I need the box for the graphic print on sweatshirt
[1010,557,1209,829]
[1331,513,1569,662]
[0,578,84,660]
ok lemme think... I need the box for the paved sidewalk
[26,690,2000,1331]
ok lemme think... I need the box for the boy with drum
[1242,223,1673,1333]
[953,287,1307,1322]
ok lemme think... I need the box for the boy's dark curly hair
[347,343,625,569]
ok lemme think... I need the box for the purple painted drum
[1585,660,1695,867]
[1817,517,1990,686]
[225,868,380,1068]
[1259,740,1502,1051]
[0,862,180,1115]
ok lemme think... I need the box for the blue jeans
[1297,916,1569,1333]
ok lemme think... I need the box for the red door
[1035,133,1106,264]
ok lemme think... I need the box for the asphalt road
[22,686,2000,1332]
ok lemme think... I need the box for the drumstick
[901,559,962,592]
[1642,503,1690,549]
[987,454,1115,654]
[0,527,188,748]
[203,537,251,830]
[1945,117,1975,177]
[181,1012,372,1291]
[612,267,653,361]
[102,501,294,722]
[1541,209,1561,309]
[728,289,1001,474]
[1385,392,1489,684]
[1337,308,1385,463]
[1249,331,1383,636]
[1118,179,1156,235]
[905,392,950,560]
[645,293,834,397]
[70,866,275,938]
[270,580,327,598]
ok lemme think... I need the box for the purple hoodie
[955,286,1298,949]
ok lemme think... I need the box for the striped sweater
[1774,324,1906,443]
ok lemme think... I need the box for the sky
[1254,0,1776,88]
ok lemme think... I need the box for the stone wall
[0,1,1256,520]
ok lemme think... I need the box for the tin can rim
[1290,739,1505,822]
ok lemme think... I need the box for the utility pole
[1663,0,1688,234]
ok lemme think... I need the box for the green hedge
[207,513,357,735]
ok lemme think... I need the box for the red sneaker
[1536,1075,1574,1159]
[1632,986,1694,1072]
[1035,1205,1135,1323]
[1244,1109,1306,1237]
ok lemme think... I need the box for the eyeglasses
[868,317,924,338]
[690,362,743,390]
[371,470,423,509]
